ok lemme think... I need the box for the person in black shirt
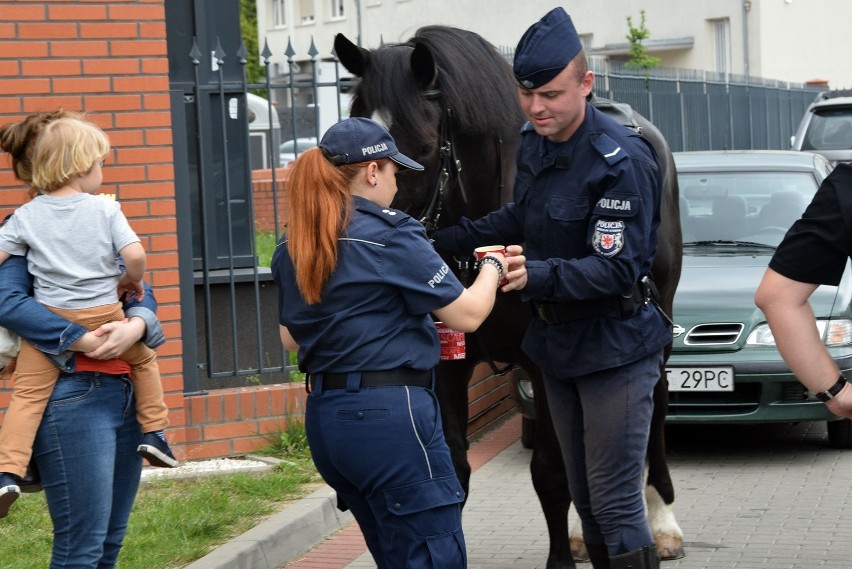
[755,163,852,418]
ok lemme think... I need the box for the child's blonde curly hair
[30,116,110,194]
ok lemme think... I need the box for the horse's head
[335,32,446,220]
[335,28,523,230]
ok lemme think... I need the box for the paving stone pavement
[286,417,852,569]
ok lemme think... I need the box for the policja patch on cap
[320,117,424,171]
[513,7,583,90]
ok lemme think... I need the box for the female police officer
[271,117,524,568]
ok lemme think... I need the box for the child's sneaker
[0,472,21,518]
[137,430,178,468]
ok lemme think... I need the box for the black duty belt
[532,279,653,325]
[307,368,432,392]
[533,297,620,324]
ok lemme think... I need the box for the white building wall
[257,0,852,89]
[752,0,851,88]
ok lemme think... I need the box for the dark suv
[791,89,852,164]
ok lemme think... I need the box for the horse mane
[357,26,522,141]
[412,26,522,138]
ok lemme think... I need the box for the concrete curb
[183,484,354,569]
[141,455,278,486]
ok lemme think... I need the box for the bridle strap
[418,90,468,234]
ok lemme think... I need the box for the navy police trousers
[305,375,467,568]
[543,350,663,556]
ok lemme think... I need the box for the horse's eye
[419,144,435,158]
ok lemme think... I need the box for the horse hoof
[654,535,685,560]
[569,536,589,562]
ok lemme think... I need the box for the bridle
[416,89,505,236]
[415,88,466,235]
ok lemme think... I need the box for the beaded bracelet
[475,255,504,286]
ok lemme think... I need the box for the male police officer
[432,7,670,569]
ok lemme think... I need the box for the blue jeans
[543,351,663,556]
[306,378,467,568]
[32,372,143,569]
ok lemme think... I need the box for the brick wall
[466,363,517,440]
[251,167,291,233]
[0,1,516,463]
[0,0,220,462]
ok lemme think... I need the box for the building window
[711,18,731,78]
[272,0,286,28]
[298,0,315,24]
[330,0,344,19]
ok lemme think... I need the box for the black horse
[335,26,684,568]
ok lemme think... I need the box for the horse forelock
[351,42,435,143]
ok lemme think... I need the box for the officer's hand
[501,245,527,292]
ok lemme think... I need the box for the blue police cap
[320,117,423,171]
[513,7,583,89]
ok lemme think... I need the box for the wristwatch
[815,374,847,402]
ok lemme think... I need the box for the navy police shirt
[770,163,852,286]
[272,196,464,373]
[432,102,671,376]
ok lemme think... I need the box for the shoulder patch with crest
[593,219,625,257]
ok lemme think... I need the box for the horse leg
[527,366,577,569]
[645,363,685,560]
[433,359,475,500]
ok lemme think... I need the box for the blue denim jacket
[0,255,164,373]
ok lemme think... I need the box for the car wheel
[521,416,535,449]
[827,418,852,449]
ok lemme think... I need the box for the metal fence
[177,37,821,391]
[588,59,821,153]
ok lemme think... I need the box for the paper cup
[435,321,466,361]
[473,245,508,285]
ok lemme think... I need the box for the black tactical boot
[610,545,659,569]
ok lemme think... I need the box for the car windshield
[802,108,852,151]
[679,171,818,247]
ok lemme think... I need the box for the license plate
[666,366,734,392]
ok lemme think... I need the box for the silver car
[791,90,852,164]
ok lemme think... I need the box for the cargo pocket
[383,475,467,568]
